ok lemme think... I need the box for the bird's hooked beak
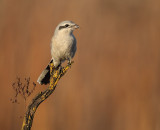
[72,24,79,29]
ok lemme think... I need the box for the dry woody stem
[21,62,73,130]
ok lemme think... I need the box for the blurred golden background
[0,0,160,130]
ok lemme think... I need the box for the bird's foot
[68,61,74,68]
[59,65,63,73]
[68,61,74,65]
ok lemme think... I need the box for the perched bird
[37,21,79,85]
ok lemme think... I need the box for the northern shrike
[37,21,79,85]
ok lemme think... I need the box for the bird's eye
[65,24,69,27]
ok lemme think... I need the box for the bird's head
[54,21,79,35]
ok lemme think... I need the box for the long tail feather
[37,60,53,85]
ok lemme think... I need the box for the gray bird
[37,21,79,85]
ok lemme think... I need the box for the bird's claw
[58,66,63,73]
[67,61,74,68]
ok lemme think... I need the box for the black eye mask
[59,24,70,30]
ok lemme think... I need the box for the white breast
[51,32,76,67]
